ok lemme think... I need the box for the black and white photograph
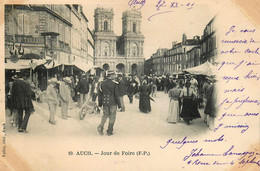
[1,0,260,171]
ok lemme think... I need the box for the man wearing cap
[98,70,121,136]
[46,78,59,125]
[59,77,71,119]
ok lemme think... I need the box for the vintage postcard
[0,0,259,170]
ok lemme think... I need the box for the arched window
[133,22,136,33]
[104,20,108,31]
[132,43,138,56]
[103,42,110,57]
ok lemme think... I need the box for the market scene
[4,5,218,137]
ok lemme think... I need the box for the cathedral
[93,7,145,74]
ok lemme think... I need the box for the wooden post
[47,69,49,84]
[30,67,32,84]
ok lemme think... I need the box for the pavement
[3,91,210,171]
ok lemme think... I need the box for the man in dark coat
[126,76,138,104]
[11,74,34,133]
[163,75,170,94]
[97,71,121,136]
[117,73,127,112]
[78,74,89,107]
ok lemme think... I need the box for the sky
[81,0,217,59]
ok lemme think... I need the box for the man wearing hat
[98,70,121,136]
[46,78,59,125]
[59,77,71,119]
[11,72,34,133]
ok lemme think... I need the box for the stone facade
[200,16,217,64]
[5,5,94,67]
[94,7,145,74]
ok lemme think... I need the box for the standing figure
[11,74,34,133]
[78,74,90,108]
[180,81,201,125]
[8,75,18,127]
[163,75,170,94]
[46,78,59,125]
[126,76,138,104]
[118,74,127,112]
[204,77,218,130]
[97,71,121,136]
[167,82,182,123]
[151,75,157,97]
[59,77,71,119]
[139,80,151,113]
[90,76,101,102]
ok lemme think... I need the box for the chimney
[182,33,187,45]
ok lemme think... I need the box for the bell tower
[94,7,117,58]
[121,8,144,58]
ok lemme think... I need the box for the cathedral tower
[94,7,116,58]
[121,9,144,58]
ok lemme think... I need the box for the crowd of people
[5,70,218,135]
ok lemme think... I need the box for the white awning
[64,62,93,72]
[5,59,46,70]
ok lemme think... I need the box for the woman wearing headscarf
[167,82,181,123]
[139,79,151,113]
[180,81,201,125]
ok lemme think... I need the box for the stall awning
[183,61,217,76]
[5,59,47,70]
[64,62,93,72]
[44,60,62,69]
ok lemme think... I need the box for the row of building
[5,5,146,77]
[144,16,217,76]
[5,5,94,71]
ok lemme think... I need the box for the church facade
[93,7,145,74]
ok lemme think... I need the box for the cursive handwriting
[219,96,260,110]
[218,112,243,121]
[217,112,258,121]
[224,86,245,93]
[148,0,195,21]
[160,135,225,150]
[245,47,260,55]
[244,70,260,81]
[218,60,260,71]
[222,75,239,83]
[221,38,260,44]
[183,145,260,167]
[128,0,146,10]
[160,136,198,149]
[225,25,256,36]
[220,48,241,54]
[214,123,249,133]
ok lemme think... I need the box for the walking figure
[97,71,121,136]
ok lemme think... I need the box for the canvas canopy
[64,62,93,72]
[183,61,217,76]
[5,59,47,70]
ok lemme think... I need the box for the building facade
[186,46,200,68]
[145,16,217,76]
[200,16,217,64]
[145,34,199,75]
[93,7,145,74]
[5,4,94,69]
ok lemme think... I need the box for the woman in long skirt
[180,81,201,125]
[139,79,151,113]
[167,82,181,123]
